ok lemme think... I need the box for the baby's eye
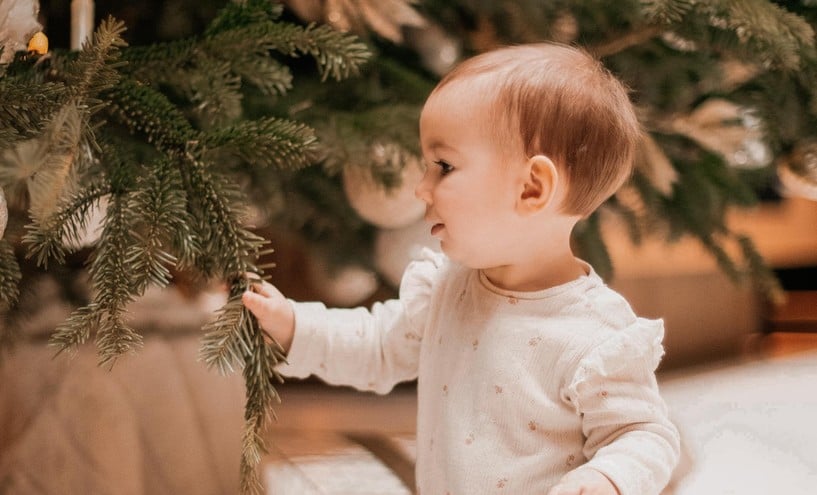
[435,160,454,176]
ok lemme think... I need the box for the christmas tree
[1,0,816,493]
[0,1,369,492]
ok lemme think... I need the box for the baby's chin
[438,244,490,270]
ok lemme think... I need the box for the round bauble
[307,255,379,307]
[343,158,426,229]
[374,219,439,287]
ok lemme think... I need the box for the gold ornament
[27,30,47,54]
[0,0,42,63]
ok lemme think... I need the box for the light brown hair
[432,43,641,216]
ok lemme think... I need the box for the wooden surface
[604,197,817,278]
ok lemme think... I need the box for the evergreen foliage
[0,1,368,493]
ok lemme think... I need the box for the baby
[244,43,680,495]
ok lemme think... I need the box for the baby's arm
[241,250,440,393]
[561,320,681,495]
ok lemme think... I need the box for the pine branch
[200,278,285,495]
[0,80,69,149]
[107,77,199,153]
[127,160,193,292]
[200,293,250,375]
[49,303,102,355]
[212,21,370,81]
[61,17,128,112]
[0,240,21,309]
[591,25,665,57]
[176,59,244,128]
[180,161,267,278]
[640,0,696,25]
[118,38,199,82]
[204,0,284,37]
[23,181,110,268]
[86,193,144,366]
[202,116,318,170]
[660,0,815,71]
[736,233,785,305]
[240,309,284,495]
[96,315,143,368]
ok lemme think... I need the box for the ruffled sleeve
[278,248,444,394]
[561,318,681,495]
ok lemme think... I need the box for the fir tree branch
[204,0,284,37]
[210,22,370,82]
[0,240,22,309]
[49,303,102,355]
[23,181,111,268]
[127,160,194,292]
[200,293,250,375]
[640,0,696,25]
[118,38,199,82]
[180,160,268,279]
[87,193,144,366]
[240,308,284,495]
[736,233,785,305]
[0,80,69,149]
[200,278,285,495]
[107,77,200,153]
[62,17,128,113]
[591,25,665,58]
[202,116,318,170]
[650,0,815,71]
[176,59,244,128]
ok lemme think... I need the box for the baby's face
[415,83,529,269]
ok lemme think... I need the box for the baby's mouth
[431,223,444,236]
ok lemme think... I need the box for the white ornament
[406,22,460,76]
[374,219,439,287]
[0,0,41,63]
[671,99,771,169]
[307,255,379,307]
[343,153,426,229]
[0,186,7,239]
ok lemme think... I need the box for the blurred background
[1,0,816,493]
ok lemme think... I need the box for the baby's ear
[518,154,558,214]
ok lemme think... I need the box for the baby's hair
[433,43,641,216]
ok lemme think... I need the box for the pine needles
[0,2,371,493]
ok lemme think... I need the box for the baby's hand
[241,276,295,353]
[547,468,620,495]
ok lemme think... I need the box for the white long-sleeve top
[279,250,680,494]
